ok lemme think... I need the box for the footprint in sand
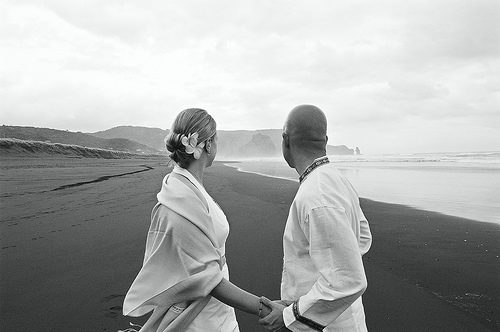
[104,306,123,318]
[102,294,125,319]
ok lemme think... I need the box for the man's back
[281,161,371,331]
[295,163,371,253]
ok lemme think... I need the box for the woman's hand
[258,297,292,331]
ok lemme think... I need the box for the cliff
[237,133,276,158]
[327,145,355,155]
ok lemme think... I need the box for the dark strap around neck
[299,156,330,184]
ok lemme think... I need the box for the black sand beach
[0,157,498,331]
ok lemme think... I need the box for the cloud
[386,79,449,104]
[17,0,151,43]
[399,0,500,62]
[1,0,499,153]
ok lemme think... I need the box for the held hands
[258,297,292,332]
[275,299,294,307]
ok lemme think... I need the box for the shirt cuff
[282,299,326,332]
[283,303,296,328]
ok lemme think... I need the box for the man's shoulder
[300,164,344,190]
[295,180,332,210]
[296,165,356,208]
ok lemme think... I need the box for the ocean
[225,151,500,225]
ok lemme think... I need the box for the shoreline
[0,157,498,331]
[221,159,500,225]
[208,163,499,331]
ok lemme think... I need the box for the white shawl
[123,170,225,331]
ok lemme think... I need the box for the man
[260,105,372,331]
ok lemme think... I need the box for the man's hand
[276,299,293,307]
[258,297,291,331]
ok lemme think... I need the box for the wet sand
[0,157,498,331]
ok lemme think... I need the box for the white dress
[174,167,239,332]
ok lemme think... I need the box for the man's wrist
[291,300,326,331]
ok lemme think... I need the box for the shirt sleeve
[359,211,372,256]
[283,206,368,331]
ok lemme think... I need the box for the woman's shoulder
[151,202,203,234]
[162,172,209,211]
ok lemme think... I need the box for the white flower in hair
[181,132,205,159]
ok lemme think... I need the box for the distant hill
[89,127,284,157]
[0,126,160,155]
[0,125,358,158]
[91,126,169,151]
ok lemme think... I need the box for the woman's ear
[205,140,211,154]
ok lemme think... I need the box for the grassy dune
[0,138,158,159]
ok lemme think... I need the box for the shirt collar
[299,156,329,184]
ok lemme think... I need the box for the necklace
[299,156,329,183]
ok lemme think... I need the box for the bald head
[284,104,328,151]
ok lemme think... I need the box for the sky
[1,0,499,154]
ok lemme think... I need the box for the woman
[123,109,268,331]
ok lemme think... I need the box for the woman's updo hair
[165,108,217,168]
